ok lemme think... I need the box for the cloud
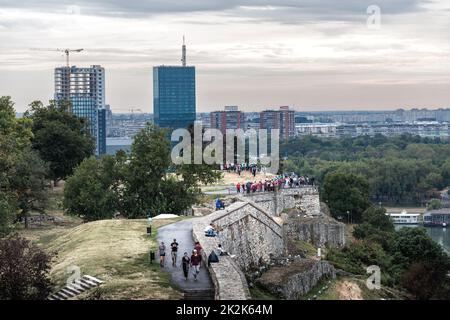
[0,0,449,112]
[0,0,429,20]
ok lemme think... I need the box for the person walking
[181,252,190,280]
[194,241,203,255]
[170,238,179,267]
[236,182,241,194]
[159,241,166,267]
[190,249,202,281]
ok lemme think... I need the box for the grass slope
[35,218,183,300]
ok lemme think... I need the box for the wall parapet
[241,187,321,216]
[192,217,251,300]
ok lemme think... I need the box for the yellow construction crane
[31,48,84,67]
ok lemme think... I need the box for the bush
[0,235,54,299]
[400,262,450,300]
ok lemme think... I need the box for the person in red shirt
[190,249,202,281]
[194,241,202,255]
[236,183,241,193]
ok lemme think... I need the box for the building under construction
[54,64,106,156]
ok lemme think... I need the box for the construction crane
[30,48,84,67]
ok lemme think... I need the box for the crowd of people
[220,163,264,177]
[158,237,225,281]
[158,239,204,281]
[235,173,315,194]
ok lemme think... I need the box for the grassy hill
[24,218,183,300]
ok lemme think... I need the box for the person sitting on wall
[215,198,225,210]
[215,244,228,256]
[204,224,218,237]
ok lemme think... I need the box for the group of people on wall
[235,173,315,194]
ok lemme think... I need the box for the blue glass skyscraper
[153,39,196,129]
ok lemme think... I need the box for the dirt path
[337,281,363,300]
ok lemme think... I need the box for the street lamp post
[346,210,350,224]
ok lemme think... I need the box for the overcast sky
[1,0,449,113]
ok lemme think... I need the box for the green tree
[322,172,371,223]
[10,148,49,228]
[26,100,94,184]
[390,227,449,269]
[326,240,393,284]
[64,156,119,221]
[1,97,50,231]
[427,198,442,210]
[353,206,395,249]
[0,194,15,237]
[121,125,171,218]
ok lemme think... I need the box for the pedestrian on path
[190,249,202,281]
[181,252,190,280]
[171,238,179,267]
[194,241,203,256]
[159,241,166,267]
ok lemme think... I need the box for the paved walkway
[156,219,213,291]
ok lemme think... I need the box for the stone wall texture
[211,202,284,270]
[256,260,336,299]
[243,187,321,216]
[284,215,346,248]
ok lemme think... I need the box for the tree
[427,198,442,211]
[10,148,49,228]
[322,172,371,223]
[391,227,449,269]
[63,124,222,220]
[121,125,171,218]
[0,235,53,299]
[1,97,49,231]
[26,100,94,184]
[353,206,395,249]
[390,227,450,297]
[0,194,15,237]
[120,124,222,218]
[64,156,119,221]
[400,262,450,300]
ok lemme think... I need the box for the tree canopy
[64,124,222,220]
[322,172,371,223]
[25,100,95,184]
[0,97,50,232]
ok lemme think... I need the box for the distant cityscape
[20,39,448,156]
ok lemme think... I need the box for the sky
[0,0,450,113]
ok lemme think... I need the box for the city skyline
[1,0,450,112]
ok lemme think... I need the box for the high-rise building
[260,106,295,140]
[97,107,107,155]
[210,106,244,134]
[54,65,106,155]
[153,39,196,129]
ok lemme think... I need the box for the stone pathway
[156,219,214,299]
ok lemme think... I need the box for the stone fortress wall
[243,187,321,217]
[211,201,284,270]
[192,187,345,300]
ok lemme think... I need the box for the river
[395,225,450,254]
